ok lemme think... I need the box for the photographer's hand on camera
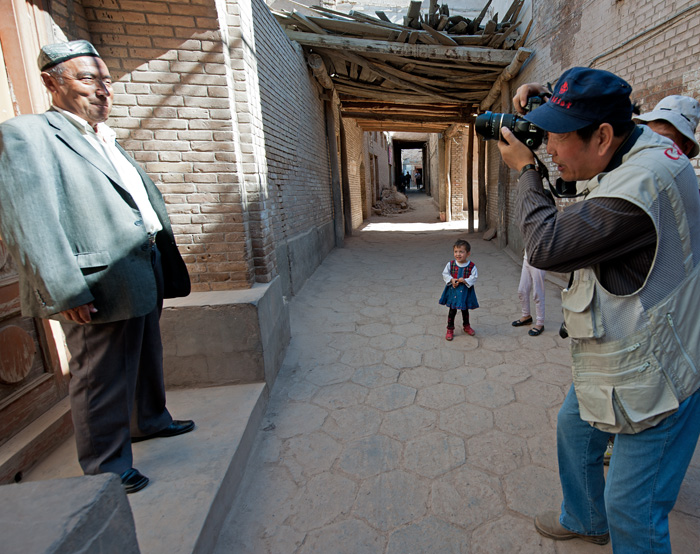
[513,83,549,115]
[497,127,536,174]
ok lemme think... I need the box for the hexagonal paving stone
[470,514,556,554]
[530,362,573,387]
[322,405,383,441]
[416,383,465,410]
[463,380,514,409]
[387,516,469,554]
[527,431,558,472]
[384,348,423,369]
[311,382,368,410]
[328,334,370,350]
[398,367,443,388]
[354,470,430,532]
[463,348,505,368]
[391,322,426,337]
[360,306,385,318]
[286,380,319,402]
[514,379,565,408]
[340,347,385,368]
[379,404,437,441]
[439,403,494,437]
[272,402,329,439]
[545,346,574,366]
[299,519,383,554]
[431,465,505,530]
[405,335,444,351]
[369,333,407,351]
[486,363,531,385]
[283,432,342,477]
[305,363,355,386]
[338,435,402,478]
[503,465,562,518]
[467,430,529,475]
[479,335,520,352]
[289,473,358,532]
[443,366,486,387]
[503,349,545,367]
[494,403,551,438]
[403,431,465,478]
[365,383,417,411]
[351,365,399,388]
[357,322,391,337]
[423,348,466,370]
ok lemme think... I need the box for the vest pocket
[573,348,679,434]
[561,278,604,339]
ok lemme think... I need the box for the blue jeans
[557,385,700,553]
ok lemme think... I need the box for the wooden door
[0,0,71,475]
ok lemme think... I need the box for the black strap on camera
[530,152,587,199]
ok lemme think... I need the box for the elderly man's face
[647,120,692,157]
[42,56,113,127]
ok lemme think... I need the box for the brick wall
[70,0,334,291]
[48,0,91,41]
[363,131,392,214]
[343,118,364,229]
[79,0,254,292]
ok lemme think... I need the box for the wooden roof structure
[275,0,533,132]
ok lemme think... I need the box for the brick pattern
[488,0,700,244]
[363,131,392,216]
[245,0,333,260]
[80,0,254,292]
[343,118,364,229]
[48,0,91,41]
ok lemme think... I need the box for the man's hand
[498,128,536,172]
[61,303,98,324]
[513,83,549,115]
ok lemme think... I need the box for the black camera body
[474,96,545,150]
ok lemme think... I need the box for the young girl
[439,239,479,340]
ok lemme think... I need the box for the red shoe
[464,325,475,336]
[446,328,454,341]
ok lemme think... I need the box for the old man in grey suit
[0,40,194,493]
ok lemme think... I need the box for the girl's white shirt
[442,260,478,286]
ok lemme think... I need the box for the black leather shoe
[512,316,533,327]
[529,326,545,336]
[120,468,149,494]
[132,420,195,443]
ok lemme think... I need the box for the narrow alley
[212,193,700,553]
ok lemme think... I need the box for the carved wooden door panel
[0,0,69,456]
[0,240,68,451]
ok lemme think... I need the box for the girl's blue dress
[439,260,479,310]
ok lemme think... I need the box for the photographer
[497,67,700,551]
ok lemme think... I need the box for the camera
[474,96,545,150]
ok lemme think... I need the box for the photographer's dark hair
[576,102,641,141]
[454,239,471,252]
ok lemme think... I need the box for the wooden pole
[497,81,509,248]
[466,119,475,232]
[324,98,345,247]
[339,118,353,236]
[478,136,487,232]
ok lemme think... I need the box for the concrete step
[23,382,268,554]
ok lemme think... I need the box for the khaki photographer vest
[561,128,700,434]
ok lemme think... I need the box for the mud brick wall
[343,118,365,230]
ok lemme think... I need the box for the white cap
[635,95,700,158]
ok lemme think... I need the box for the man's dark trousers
[63,245,173,475]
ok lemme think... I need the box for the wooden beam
[480,47,533,110]
[307,53,334,90]
[285,31,517,65]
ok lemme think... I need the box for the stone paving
[213,193,700,554]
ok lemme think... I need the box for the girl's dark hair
[454,239,471,252]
